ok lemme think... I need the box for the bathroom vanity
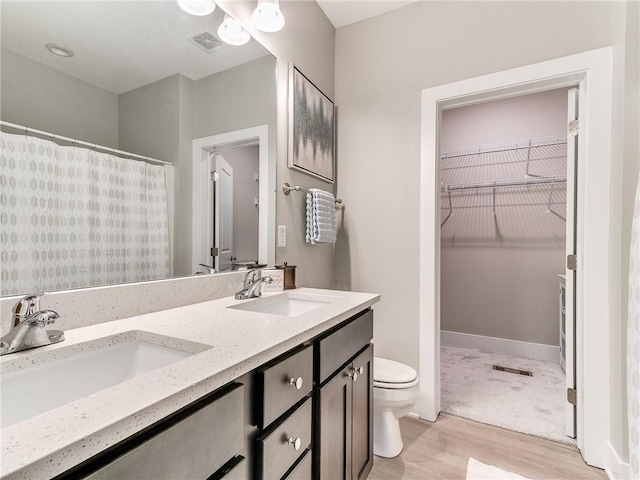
[0,288,379,480]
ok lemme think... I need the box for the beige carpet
[466,458,531,480]
[441,345,575,445]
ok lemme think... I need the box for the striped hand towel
[306,189,337,244]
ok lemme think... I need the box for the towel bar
[282,183,343,208]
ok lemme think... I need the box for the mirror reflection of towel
[306,189,337,244]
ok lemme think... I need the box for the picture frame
[288,64,335,183]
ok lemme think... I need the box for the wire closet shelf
[440,134,568,226]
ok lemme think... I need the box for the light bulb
[251,0,285,33]
[217,14,251,46]
[177,0,215,16]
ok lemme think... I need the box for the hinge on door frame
[568,120,579,136]
[211,170,218,182]
[567,254,577,271]
[210,247,218,257]
[567,388,577,406]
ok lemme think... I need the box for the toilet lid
[374,357,417,384]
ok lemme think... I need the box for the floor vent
[492,365,533,377]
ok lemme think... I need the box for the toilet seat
[374,357,418,389]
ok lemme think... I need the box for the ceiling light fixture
[217,14,251,46]
[45,43,74,58]
[251,0,285,33]
[176,0,215,16]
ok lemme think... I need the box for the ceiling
[0,1,270,95]
[1,0,418,95]
[315,0,419,28]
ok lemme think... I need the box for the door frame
[192,125,273,272]
[419,47,613,467]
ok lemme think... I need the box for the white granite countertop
[0,288,379,479]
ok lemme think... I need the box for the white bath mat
[466,457,531,480]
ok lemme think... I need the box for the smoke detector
[188,31,223,52]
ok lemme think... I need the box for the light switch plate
[278,225,287,247]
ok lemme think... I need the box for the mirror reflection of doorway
[211,144,259,273]
[192,124,272,276]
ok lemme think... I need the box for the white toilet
[373,357,419,458]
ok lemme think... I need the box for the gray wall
[0,48,118,148]
[219,0,336,288]
[335,0,637,469]
[334,0,614,375]
[192,55,277,274]
[219,145,260,262]
[192,55,276,138]
[440,89,567,346]
[118,75,180,164]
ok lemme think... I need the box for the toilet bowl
[373,357,419,458]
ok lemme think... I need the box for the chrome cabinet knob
[348,366,364,382]
[289,376,303,390]
[288,437,302,451]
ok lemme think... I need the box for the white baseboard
[441,330,560,363]
[605,441,632,480]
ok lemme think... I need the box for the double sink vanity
[0,286,379,480]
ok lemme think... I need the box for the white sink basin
[0,332,205,429]
[228,291,340,317]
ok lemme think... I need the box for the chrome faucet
[0,294,65,356]
[198,263,216,274]
[235,269,273,300]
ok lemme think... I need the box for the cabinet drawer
[316,309,373,384]
[207,455,246,480]
[84,384,245,480]
[258,345,313,428]
[283,449,312,480]
[257,398,312,480]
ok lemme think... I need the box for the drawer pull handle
[289,376,304,390]
[288,437,302,451]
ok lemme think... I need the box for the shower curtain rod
[0,120,171,167]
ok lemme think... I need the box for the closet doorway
[419,48,614,467]
[438,88,575,445]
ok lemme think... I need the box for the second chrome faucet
[235,269,273,300]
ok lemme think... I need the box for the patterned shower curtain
[0,132,170,296]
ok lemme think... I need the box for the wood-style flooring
[368,414,607,480]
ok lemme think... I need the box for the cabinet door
[316,365,352,480]
[350,344,373,480]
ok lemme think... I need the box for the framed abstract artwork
[288,64,335,183]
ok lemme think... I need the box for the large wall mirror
[0,1,277,297]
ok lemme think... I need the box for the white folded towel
[306,188,337,244]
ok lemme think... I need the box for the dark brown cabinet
[63,384,247,480]
[59,308,374,480]
[255,345,313,480]
[314,310,374,480]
